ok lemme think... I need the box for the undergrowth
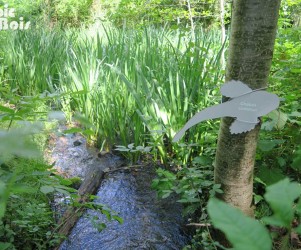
[1,25,224,165]
[0,16,300,249]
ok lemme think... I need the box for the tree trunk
[219,0,226,67]
[186,0,195,36]
[214,0,281,217]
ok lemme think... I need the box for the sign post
[173,80,280,142]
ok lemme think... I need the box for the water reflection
[60,166,189,250]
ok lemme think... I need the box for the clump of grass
[2,28,70,95]
[1,25,225,164]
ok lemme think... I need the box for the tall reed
[1,26,225,163]
[2,29,71,95]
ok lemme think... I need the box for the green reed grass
[2,29,72,95]
[1,26,225,164]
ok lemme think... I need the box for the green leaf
[83,129,94,136]
[289,111,301,118]
[257,165,286,186]
[143,146,152,153]
[296,198,301,215]
[277,157,286,168]
[162,192,171,199]
[0,105,15,114]
[12,184,35,194]
[0,128,40,159]
[290,68,301,73]
[263,178,301,228]
[294,224,301,234]
[63,128,83,134]
[208,198,272,250]
[254,177,267,186]
[55,188,70,196]
[102,209,112,221]
[31,171,51,176]
[73,112,94,129]
[0,242,12,250]
[254,194,264,205]
[262,110,288,131]
[257,139,285,152]
[40,186,55,194]
[112,215,124,224]
[151,179,159,189]
[0,202,6,219]
[114,146,130,152]
[193,155,212,165]
[291,146,301,171]
[58,178,73,186]
[136,146,144,151]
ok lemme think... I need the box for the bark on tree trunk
[214,0,281,217]
[219,0,226,67]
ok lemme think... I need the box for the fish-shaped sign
[172,80,280,142]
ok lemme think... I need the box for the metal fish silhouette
[172,80,280,142]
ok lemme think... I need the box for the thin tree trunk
[220,0,226,67]
[214,0,281,217]
[186,0,195,36]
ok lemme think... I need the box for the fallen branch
[53,155,124,249]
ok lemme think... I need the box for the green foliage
[1,0,94,27]
[114,143,152,163]
[256,165,286,187]
[0,90,118,248]
[183,228,221,250]
[0,2,300,248]
[0,25,223,248]
[51,0,93,27]
[0,127,41,161]
[9,202,61,249]
[100,0,219,28]
[263,178,301,228]
[261,110,288,132]
[208,198,272,250]
[2,26,222,164]
[0,220,15,250]
[279,0,301,27]
[0,0,45,23]
[255,24,301,186]
[292,145,301,171]
[151,168,177,198]
[257,139,286,153]
[83,201,124,232]
[102,27,222,163]
[0,92,49,219]
[152,156,221,215]
[208,178,301,249]
[0,158,65,249]
[0,90,68,248]
[272,28,301,84]
[2,29,70,95]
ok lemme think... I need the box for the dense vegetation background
[0,0,300,249]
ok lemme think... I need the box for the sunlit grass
[1,26,225,164]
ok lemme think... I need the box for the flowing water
[47,127,190,250]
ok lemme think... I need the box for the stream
[47,126,190,249]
